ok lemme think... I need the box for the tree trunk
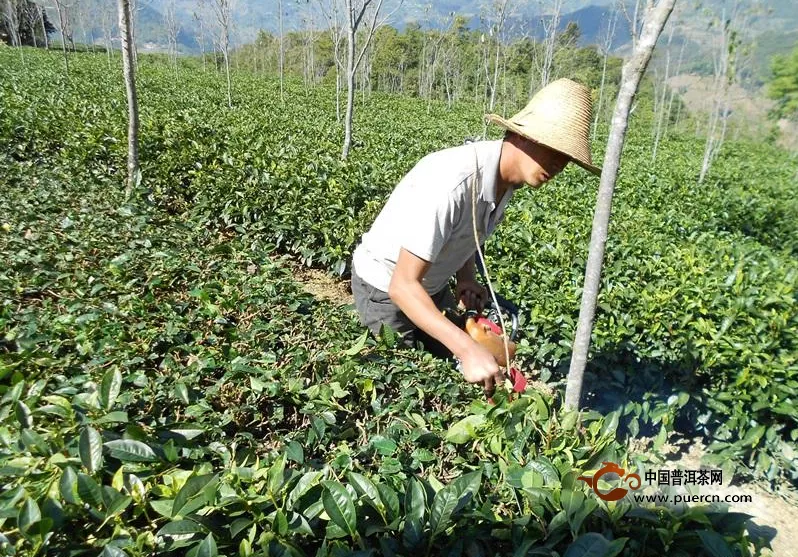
[278,0,284,101]
[565,0,677,411]
[118,0,140,200]
[53,0,70,79]
[40,4,49,49]
[540,0,562,89]
[342,0,356,159]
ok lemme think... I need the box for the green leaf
[348,471,383,516]
[450,471,482,513]
[697,530,734,557]
[563,533,622,557]
[404,478,426,523]
[196,533,218,557]
[274,509,288,536]
[100,367,122,410]
[321,481,357,537]
[344,330,369,356]
[740,425,766,448]
[99,546,128,557]
[285,440,304,464]
[102,486,132,518]
[18,497,41,533]
[172,474,217,518]
[77,473,103,508]
[287,471,322,507]
[370,435,397,456]
[59,466,79,505]
[429,483,460,539]
[445,414,486,444]
[229,518,253,539]
[15,401,32,429]
[104,439,158,462]
[80,426,103,474]
[174,382,190,405]
[377,483,400,522]
[268,453,287,496]
[157,519,206,537]
[94,411,129,424]
[20,429,49,455]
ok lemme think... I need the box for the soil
[291,263,354,306]
[670,440,798,557]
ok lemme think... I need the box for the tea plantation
[0,48,796,556]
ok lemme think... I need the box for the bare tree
[651,20,676,162]
[2,0,24,65]
[592,4,618,141]
[565,0,678,411]
[539,0,562,89]
[39,1,50,48]
[211,0,233,108]
[165,0,180,69]
[129,0,140,69]
[193,10,207,72]
[339,0,401,159]
[278,0,284,101]
[301,7,316,87]
[23,1,41,48]
[75,0,92,49]
[100,1,116,67]
[485,0,511,113]
[118,0,139,199]
[317,0,347,122]
[52,0,72,77]
[698,6,742,184]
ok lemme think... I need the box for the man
[351,78,601,392]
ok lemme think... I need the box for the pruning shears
[452,294,528,400]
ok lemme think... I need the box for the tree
[539,0,562,89]
[211,0,233,108]
[278,0,284,101]
[0,0,53,47]
[101,1,115,66]
[165,0,180,69]
[118,0,139,199]
[1,0,23,59]
[565,0,677,412]
[52,0,72,77]
[556,20,580,48]
[484,0,511,114]
[317,0,346,121]
[592,6,617,141]
[193,10,208,72]
[339,0,401,159]
[698,8,742,184]
[768,44,798,121]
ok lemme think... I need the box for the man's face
[518,138,570,188]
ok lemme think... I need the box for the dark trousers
[351,267,458,359]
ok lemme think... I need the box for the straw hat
[486,78,601,176]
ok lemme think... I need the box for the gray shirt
[352,140,513,294]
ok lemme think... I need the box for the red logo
[577,461,642,501]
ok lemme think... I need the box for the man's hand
[456,278,488,312]
[460,343,504,395]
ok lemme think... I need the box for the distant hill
[51,0,798,81]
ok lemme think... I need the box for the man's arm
[455,254,488,312]
[389,248,501,389]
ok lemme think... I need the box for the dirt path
[669,440,798,557]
